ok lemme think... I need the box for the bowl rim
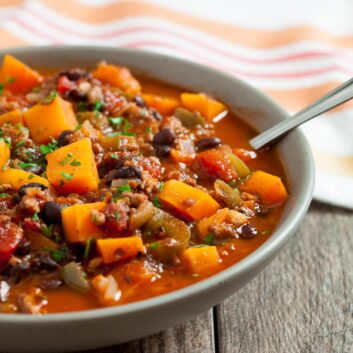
[0,45,315,323]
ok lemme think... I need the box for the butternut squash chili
[0,55,288,314]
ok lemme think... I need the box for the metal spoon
[249,77,353,150]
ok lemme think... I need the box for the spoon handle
[249,77,353,150]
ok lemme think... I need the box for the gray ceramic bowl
[0,46,314,353]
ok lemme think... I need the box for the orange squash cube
[23,95,78,144]
[158,180,220,221]
[46,138,99,195]
[0,109,23,126]
[0,140,10,170]
[0,168,50,189]
[0,55,43,94]
[182,246,220,274]
[92,62,141,94]
[241,170,288,207]
[96,237,145,264]
[181,93,226,121]
[142,94,179,116]
[62,202,105,243]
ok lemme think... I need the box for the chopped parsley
[145,126,152,134]
[28,174,35,180]
[40,224,54,238]
[111,153,119,160]
[42,90,58,104]
[149,242,160,250]
[108,117,135,136]
[0,84,4,95]
[117,184,131,194]
[19,162,37,170]
[51,246,69,262]
[83,238,95,259]
[0,193,9,198]
[204,233,215,245]
[61,172,73,181]
[115,211,121,221]
[93,101,104,117]
[6,76,16,84]
[261,229,270,235]
[59,153,80,167]
[70,159,81,167]
[158,182,164,192]
[152,195,161,208]
[40,138,58,155]
[15,140,25,149]
[32,213,40,221]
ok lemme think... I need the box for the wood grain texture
[215,202,353,353]
[84,309,215,353]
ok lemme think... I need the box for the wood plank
[215,202,353,353]
[85,309,215,353]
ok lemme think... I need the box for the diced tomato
[195,146,238,182]
[0,216,23,266]
[233,148,257,163]
[57,75,75,95]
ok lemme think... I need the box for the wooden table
[81,202,353,353]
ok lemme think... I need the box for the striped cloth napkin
[0,0,352,209]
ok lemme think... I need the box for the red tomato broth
[0,60,287,314]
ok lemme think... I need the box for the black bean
[196,137,222,151]
[57,130,74,147]
[32,253,59,271]
[4,259,31,283]
[24,164,44,176]
[42,202,64,224]
[68,89,85,102]
[153,129,176,146]
[59,69,87,81]
[150,108,163,121]
[105,166,142,183]
[39,277,63,291]
[15,238,31,256]
[18,183,48,198]
[155,144,171,157]
[254,203,269,216]
[237,224,258,239]
[133,95,146,108]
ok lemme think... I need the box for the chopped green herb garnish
[261,229,270,235]
[117,184,131,194]
[19,162,37,170]
[75,123,83,130]
[15,141,25,148]
[40,224,54,238]
[61,172,73,181]
[40,138,58,155]
[42,90,58,104]
[51,246,69,262]
[0,84,4,95]
[83,238,95,259]
[70,159,81,167]
[115,212,121,221]
[192,244,207,248]
[32,213,40,221]
[28,174,35,180]
[111,153,119,160]
[109,117,124,126]
[204,233,215,245]
[0,193,9,198]
[145,126,152,134]
[93,101,104,117]
[158,182,164,192]
[149,242,160,250]
[152,195,161,208]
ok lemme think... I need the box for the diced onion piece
[61,262,90,292]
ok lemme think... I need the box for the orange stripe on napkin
[41,0,353,49]
[0,29,26,47]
